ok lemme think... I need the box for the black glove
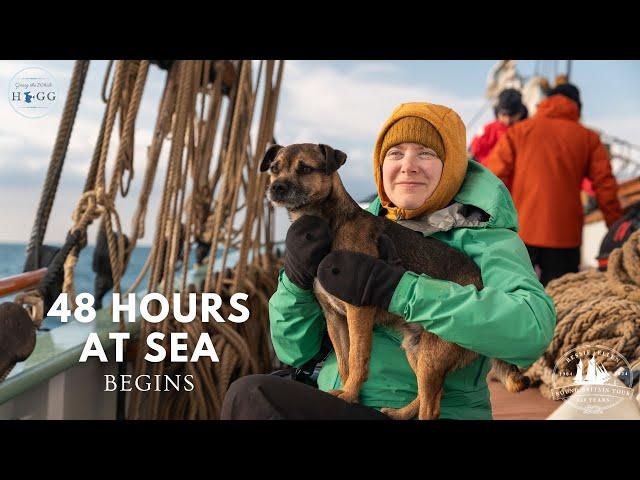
[284,215,333,290]
[317,234,407,310]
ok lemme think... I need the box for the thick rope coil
[526,230,640,399]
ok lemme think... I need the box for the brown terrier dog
[260,143,529,420]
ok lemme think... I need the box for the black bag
[597,201,640,271]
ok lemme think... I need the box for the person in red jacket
[485,83,623,285]
[469,88,528,166]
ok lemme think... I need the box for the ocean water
[0,242,223,330]
[0,242,153,300]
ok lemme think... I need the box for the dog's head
[260,143,347,212]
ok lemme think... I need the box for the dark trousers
[220,374,389,420]
[525,244,580,286]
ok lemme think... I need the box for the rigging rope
[25,60,90,270]
[128,60,285,419]
[5,61,285,422]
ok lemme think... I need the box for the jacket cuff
[388,271,451,320]
[279,268,316,298]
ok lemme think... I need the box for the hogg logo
[11,91,57,102]
[8,66,57,118]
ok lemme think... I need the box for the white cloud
[277,60,486,145]
[0,60,72,83]
[0,62,165,169]
[586,114,640,147]
[348,62,403,77]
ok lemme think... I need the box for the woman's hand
[317,234,406,309]
[284,215,333,290]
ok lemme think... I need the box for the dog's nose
[271,181,289,196]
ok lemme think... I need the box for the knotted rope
[62,60,149,316]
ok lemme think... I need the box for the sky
[1,60,639,246]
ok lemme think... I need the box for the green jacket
[268,161,556,419]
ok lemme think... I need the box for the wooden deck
[488,378,560,420]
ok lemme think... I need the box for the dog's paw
[327,389,359,403]
[418,407,440,420]
[380,407,399,419]
[327,389,344,398]
[380,408,408,420]
[381,407,411,420]
[337,389,359,404]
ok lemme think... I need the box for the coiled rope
[525,230,640,399]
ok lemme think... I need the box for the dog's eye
[270,164,279,174]
[298,165,313,175]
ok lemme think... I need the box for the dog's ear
[319,144,347,175]
[260,144,283,172]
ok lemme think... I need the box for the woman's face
[382,142,443,210]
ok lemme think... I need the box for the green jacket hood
[367,160,518,231]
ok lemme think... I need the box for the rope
[123,66,179,296]
[525,230,640,399]
[101,60,114,104]
[128,60,285,419]
[25,60,90,268]
[465,98,493,132]
[6,60,285,418]
[131,60,198,419]
[103,61,150,297]
[60,60,150,322]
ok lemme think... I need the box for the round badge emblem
[8,67,57,118]
[550,344,635,414]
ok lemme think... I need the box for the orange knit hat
[373,102,468,220]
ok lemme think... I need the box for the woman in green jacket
[221,102,556,420]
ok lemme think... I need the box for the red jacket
[470,120,509,165]
[486,95,623,248]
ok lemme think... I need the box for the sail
[574,359,584,384]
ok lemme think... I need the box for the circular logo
[8,67,57,118]
[550,345,635,414]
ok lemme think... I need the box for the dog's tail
[490,359,530,393]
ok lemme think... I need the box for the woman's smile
[395,181,427,188]
[382,142,443,210]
